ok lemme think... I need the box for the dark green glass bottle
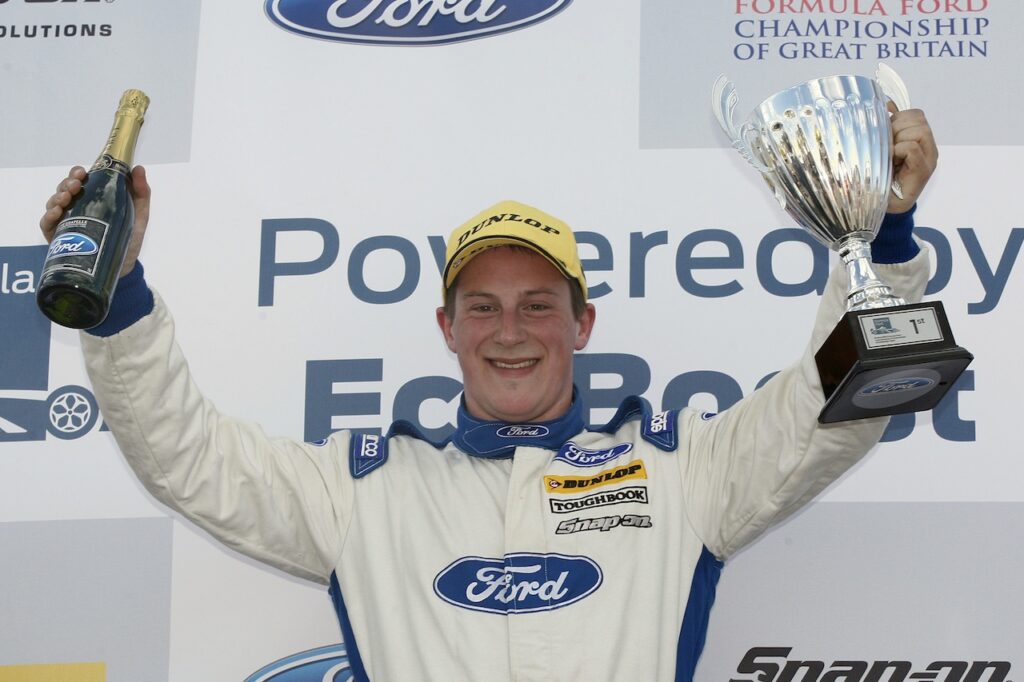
[37,89,150,329]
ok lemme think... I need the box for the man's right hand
[40,165,152,277]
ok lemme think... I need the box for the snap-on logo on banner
[731,647,1011,682]
[264,0,573,45]
[555,441,632,467]
[433,553,602,614]
[496,424,549,438]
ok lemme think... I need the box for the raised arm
[39,167,354,584]
[680,243,930,561]
[681,107,939,561]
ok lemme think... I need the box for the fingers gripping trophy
[713,64,972,423]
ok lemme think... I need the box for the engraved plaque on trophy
[713,65,972,423]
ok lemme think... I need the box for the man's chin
[488,399,562,424]
[465,380,570,423]
[469,398,542,424]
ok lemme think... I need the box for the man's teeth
[493,360,537,369]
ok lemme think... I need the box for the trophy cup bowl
[713,65,972,423]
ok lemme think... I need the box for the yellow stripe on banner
[0,662,106,682]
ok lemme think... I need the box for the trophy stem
[837,236,906,311]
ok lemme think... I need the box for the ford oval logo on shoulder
[496,425,549,438]
[264,0,573,46]
[47,233,98,259]
[859,377,935,395]
[245,643,352,682]
[434,553,602,614]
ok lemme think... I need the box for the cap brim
[443,235,576,290]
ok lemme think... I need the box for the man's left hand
[888,107,938,214]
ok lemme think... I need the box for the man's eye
[527,304,550,311]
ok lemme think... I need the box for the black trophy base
[815,302,973,424]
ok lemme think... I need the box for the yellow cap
[442,200,588,301]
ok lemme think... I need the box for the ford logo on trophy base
[713,64,972,423]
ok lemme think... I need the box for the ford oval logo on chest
[433,553,602,614]
[264,0,573,45]
[555,442,632,467]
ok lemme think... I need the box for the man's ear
[436,306,457,353]
[574,303,597,351]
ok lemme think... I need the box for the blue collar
[451,390,586,459]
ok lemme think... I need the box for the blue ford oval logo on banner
[433,553,602,614]
[245,643,352,682]
[46,233,98,259]
[264,0,573,45]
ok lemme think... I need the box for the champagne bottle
[37,89,150,329]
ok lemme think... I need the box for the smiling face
[437,247,596,424]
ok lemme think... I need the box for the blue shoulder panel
[349,433,388,479]
[388,419,445,446]
[348,420,447,480]
[594,395,649,433]
[641,408,680,452]
[592,395,680,453]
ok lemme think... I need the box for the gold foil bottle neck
[97,88,150,169]
[117,88,150,119]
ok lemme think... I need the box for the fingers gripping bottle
[37,89,150,329]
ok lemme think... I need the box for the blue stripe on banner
[675,546,724,682]
[329,572,371,682]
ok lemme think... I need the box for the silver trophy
[713,65,972,423]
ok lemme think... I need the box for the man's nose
[494,309,528,346]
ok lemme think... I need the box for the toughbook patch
[350,433,388,479]
[641,409,679,452]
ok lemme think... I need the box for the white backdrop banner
[1,0,1020,680]
[0,0,201,169]
[640,0,1014,148]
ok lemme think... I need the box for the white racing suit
[81,248,929,682]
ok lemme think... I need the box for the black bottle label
[42,216,110,278]
[89,153,130,177]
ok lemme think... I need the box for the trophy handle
[876,63,911,111]
[712,75,771,173]
[875,63,910,200]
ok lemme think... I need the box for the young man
[40,110,936,681]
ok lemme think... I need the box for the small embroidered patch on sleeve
[641,409,679,452]
[350,433,389,479]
